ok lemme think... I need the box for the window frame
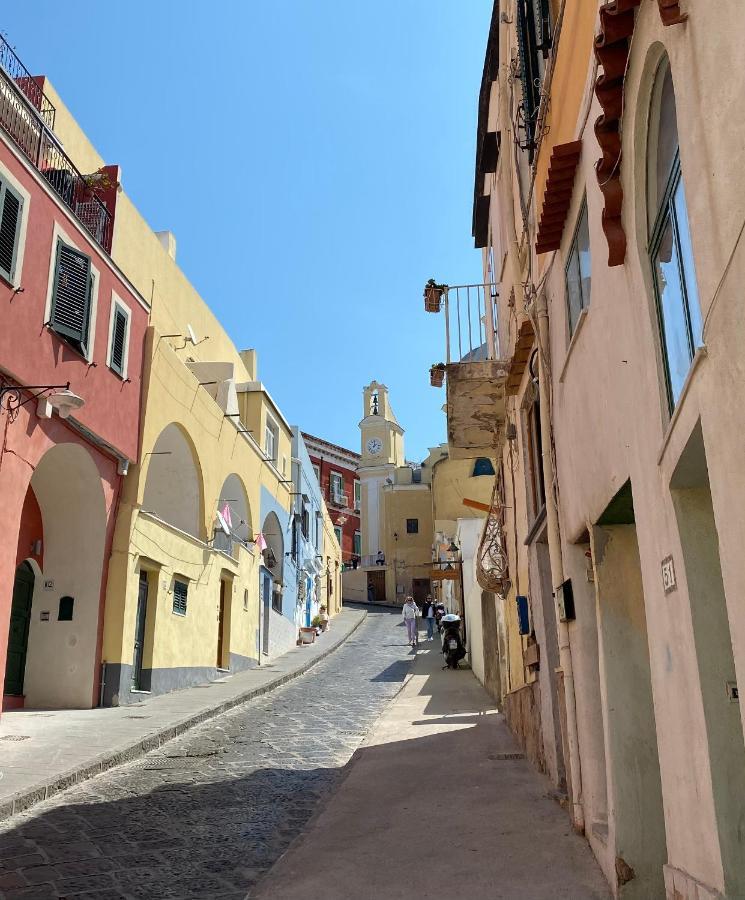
[354,479,361,510]
[0,176,25,285]
[564,199,591,338]
[45,229,99,362]
[525,400,546,522]
[406,518,419,535]
[107,293,131,378]
[264,415,279,462]
[353,530,361,556]
[172,578,189,616]
[333,525,343,546]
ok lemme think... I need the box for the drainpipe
[535,292,585,833]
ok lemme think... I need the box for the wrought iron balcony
[424,281,508,460]
[0,35,113,252]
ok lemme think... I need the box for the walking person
[424,596,436,641]
[402,595,420,647]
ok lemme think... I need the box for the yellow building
[40,80,335,706]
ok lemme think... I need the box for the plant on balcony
[82,168,119,197]
[430,363,446,387]
[424,278,447,313]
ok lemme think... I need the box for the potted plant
[299,626,316,644]
[430,362,446,387]
[423,278,447,313]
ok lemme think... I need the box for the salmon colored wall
[15,487,44,570]
[0,140,148,463]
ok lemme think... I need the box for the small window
[108,300,130,377]
[0,177,23,283]
[312,464,321,484]
[264,417,278,462]
[301,504,310,540]
[58,596,74,621]
[243,588,249,611]
[354,480,361,510]
[526,400,546,519]
[172,579,188,616]
[565,201,591,337]
[50,240,93,356]
[353,531,361,556]
[406,518,419,534]
[472,458,495,477]
[334,525,342,545]
[271,585,282,614]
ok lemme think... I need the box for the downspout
[535,291,584,833]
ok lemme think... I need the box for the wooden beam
[462,497,491,513]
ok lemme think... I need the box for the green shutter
[110,305,128,375]
[173,580,188,616]
[50,241,93,353]
[0,181,23,283]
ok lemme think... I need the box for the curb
[0,610,367,823]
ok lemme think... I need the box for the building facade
[302,432,361,567]
[0,41,149,713]
[427,2,745,897]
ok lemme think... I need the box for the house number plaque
[661,556,676,594]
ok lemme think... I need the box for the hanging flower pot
[430,363,446,387]
[423,279,446,313]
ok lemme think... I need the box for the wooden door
[217,580,226,668]
[367,569,386,603]
[132,570,149,690]
[4,562,34,696]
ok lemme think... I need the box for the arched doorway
[260,511,284,654]
[4,562,35,699]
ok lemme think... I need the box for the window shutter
[173,580,188,615]
[110,306,128,375]
[50,242,92,352]
[0,182,22,283]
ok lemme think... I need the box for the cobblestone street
[0,610,411,900]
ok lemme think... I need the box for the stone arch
[16,442,107,708]
[215,473,253,557]
[261,511,284,586]
[142,423,204,539]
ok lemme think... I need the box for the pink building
[0,44,148,712]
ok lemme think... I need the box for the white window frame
[312,464,321,484]
[354,530,361,556]
[0,161,30,288]
[44,222,99,363]
[333,525,343,546]
[264,415,279,462]
[106,292,132,379]
[330,471,343,498]
[354,479,361,510]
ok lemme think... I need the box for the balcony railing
[0,38,113,252]
[329,490,348,508]
[441,283,499,364]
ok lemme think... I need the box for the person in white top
[424,596,436,640]
[402,596,420,647]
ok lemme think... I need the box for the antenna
[216,510,231,536]
[187,324,198,344]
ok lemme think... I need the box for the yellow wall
[381,486,434,600]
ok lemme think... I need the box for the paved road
[0,610,412,900]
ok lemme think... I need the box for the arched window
[472,457,495,477]
[648,59,703,411]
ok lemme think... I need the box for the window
[334,525,342,546]
[264,417,279,462]
[565,201,591,336]
[515,0,552,161]
[354,480,361,510]
[50,240,93,356]
[172,579,188,616]
[0,176,23,283]
[243,588,249,611]
[107,298,130,377]
[472,458,496,477]
[406,518,419,534]
[312,464,321,485]
[330,472,344,503]
[648,61,703,411]
[353,531,361,556]
[526,400,546,519]
[301,504,310,540]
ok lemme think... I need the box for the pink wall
[16,487,44,571]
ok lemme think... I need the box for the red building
[302,433,361,568]
[0,43,148,712]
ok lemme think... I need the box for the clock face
[366,438,383,455]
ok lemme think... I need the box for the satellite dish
[187,324,198,345]
[216,510,231,536]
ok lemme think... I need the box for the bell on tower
[371,390,379,416]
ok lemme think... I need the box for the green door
[4,562,34,696]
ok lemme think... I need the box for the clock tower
[358,382,404,563]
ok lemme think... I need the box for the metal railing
[0,41,112,252]
[361,553,386,567]
[442,283,500,364]
[0,35,55,128]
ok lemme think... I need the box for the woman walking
[402,596,420,647]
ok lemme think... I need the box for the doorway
[367,569,386,603]
[132,570,149,691]
[412,578,430,606]
[4,562,35,698]
[217,579,229,669]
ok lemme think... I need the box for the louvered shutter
[173,580,188,616]
[50,241,92,352]
[0,181,22,283]
[110,305,128,376]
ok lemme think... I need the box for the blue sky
[3,2,490,462]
